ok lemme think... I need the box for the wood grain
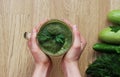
[0,0,120,77]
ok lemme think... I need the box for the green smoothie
[37,19,73,56]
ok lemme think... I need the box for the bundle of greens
[86,54,120,77]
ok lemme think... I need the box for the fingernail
[32,28,36,33]
[73,25,77,30]
[32,28,37,37]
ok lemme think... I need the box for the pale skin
[27,19,87,77]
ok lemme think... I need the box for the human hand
[27,19,52,77]
[62,19,86,63]
[61,19,87,77]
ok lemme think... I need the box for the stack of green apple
[86,10,120,77]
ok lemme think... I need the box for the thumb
[31,27,40,50]
[72,25,81,47]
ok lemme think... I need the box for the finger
[31,28,40,50]
[80,35,87,51]
[72,25,81,47]
[35,19,49,32]
[27,40,31,50]
[31,28,46,56]
[65,25,81,58]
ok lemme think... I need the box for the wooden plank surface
[0,0,120,77]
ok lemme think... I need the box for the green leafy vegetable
[37,31,65,44]
[86,54,120,77]
[110,26,120,33]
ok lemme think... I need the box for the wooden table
[0,0,120,77]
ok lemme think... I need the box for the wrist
[35,62,52,72]
[61,60,78,70]
[61,60,81,77]
[62,57,78,65]
[35,63,50,69]
[35,60,52,67]
[33,62,52,77]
